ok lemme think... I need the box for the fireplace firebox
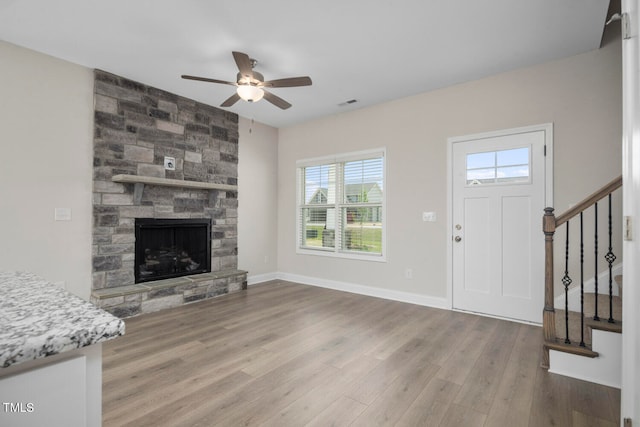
[134,218,211,283]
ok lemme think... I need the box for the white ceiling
[0,0,609,128]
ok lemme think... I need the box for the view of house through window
[466,146,530,185]
[298,150,385,258]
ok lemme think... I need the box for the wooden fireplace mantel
[111,174,237,205]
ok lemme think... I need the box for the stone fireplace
[89,70,247,318]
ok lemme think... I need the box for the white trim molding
[276,272,449,310]
[247,272,280,286]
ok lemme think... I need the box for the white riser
[549,329,621,388]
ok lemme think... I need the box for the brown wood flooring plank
[395,378,461,427]
[303,396,367,427]
[342,337,430,405]
[570,377,618,424]
[529,369,573,427]
[350,360,440,426]
[608,387,621,426]
[259,355,379,427]
[572,410,618,427]
[483,323,541,427]
[452,319,521,414]
[435,316,498,385]
[439,402,487,427]
[102,280,621,426]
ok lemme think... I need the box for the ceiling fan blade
[263,89,292,110]
[232,51,254,79]
[262,76,312,88]
[221,93,241,107]
[181,75,236,86]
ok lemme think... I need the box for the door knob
[454,236,462,242]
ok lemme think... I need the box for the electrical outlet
[404,268,413,279]
[164,156,176,170]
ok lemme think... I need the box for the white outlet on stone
[164,156,176,170]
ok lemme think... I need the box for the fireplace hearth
[135,218,211,283]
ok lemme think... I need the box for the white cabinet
[0,344,102,427]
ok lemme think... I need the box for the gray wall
[277,38,622,303]
[0,41,94,299]
[0,37,623,305]
[237,118,279,282]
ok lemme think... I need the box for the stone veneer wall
[91,69,244,315]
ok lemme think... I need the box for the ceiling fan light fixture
[182,51,310,109]
[236,84,264,102]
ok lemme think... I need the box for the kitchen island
[0,271,124,427]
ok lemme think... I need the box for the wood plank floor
[102,280,620,426]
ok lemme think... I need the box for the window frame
[465,146,532,187]
[296,148,387,262]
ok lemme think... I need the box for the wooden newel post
[542,207,556,367]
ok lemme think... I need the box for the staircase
[541,176,623,388]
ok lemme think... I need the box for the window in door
[466,147,530,185]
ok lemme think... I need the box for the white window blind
[297,149,385,260]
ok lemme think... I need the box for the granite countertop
[0,271,125,368]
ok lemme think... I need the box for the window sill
[297,247,386,262]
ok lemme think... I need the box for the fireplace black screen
[135,218,211,283]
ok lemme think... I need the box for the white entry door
[451,126,549,323]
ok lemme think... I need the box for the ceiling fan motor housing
[237,71,264,85]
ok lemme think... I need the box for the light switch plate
[422,211,436,222]
[54,208,72,221]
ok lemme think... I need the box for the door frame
[621,0,639,422]
[446,123,554,315]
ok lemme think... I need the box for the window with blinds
[297,149,385,260]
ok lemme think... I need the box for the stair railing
[542,175,622,368]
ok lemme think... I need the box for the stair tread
[554,292,622,346]
[586,318,623,333]
[544,338,599,358]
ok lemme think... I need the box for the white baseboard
[276,272,449,310]
[554,263,623,311]
[247,272,279,286]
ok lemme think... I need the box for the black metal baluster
[605,194,617,323]
[593,202,600,321]
[579,212,585,347]
[562,221,572,344]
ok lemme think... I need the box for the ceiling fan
[181,51,312,110]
